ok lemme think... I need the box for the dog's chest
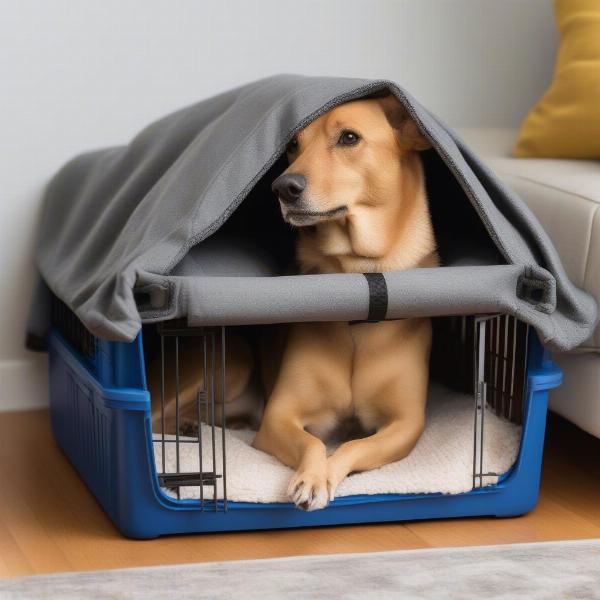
[303,319,413,443]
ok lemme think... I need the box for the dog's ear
[378,94,431,151]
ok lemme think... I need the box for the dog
[149,92,438,511]
[252,92,439,511]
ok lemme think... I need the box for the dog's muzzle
[272,172,348,226]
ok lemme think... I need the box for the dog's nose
[272,173,306,203]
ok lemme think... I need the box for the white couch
[460,128,600,438]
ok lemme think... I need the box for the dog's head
[272,94,431,229]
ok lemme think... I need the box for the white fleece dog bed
[153,383,522,503]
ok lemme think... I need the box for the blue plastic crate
[48,324,562,539]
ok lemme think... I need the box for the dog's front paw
[287,470,329,511]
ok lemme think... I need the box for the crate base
[48,329,561,539]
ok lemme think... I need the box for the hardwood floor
[0,409,598,578]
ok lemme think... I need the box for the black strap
[363,272,388,323]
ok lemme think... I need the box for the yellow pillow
[514,0,600,159]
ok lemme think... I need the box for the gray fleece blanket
[27,74,596,351]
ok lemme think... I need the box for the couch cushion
[551,352,600,438]
[459,128,600,352]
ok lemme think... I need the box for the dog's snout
[272,173,306,203]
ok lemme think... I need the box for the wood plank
[405,495,600,548]
[0,517,32,578]
[540,414,600,530]
[0,478,73,575]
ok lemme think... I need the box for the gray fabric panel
[28,74,598,351]
[35,76,382,341]
[137,272,372,325]
[447,127,598,334]
[171,235,279,278]
[134,264,585,351]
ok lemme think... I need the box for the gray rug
[2,539,599,599]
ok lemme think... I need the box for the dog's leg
[327,319,431,500]
[326,414,425,501]
[253,414,329,511]
[254,322,352,511]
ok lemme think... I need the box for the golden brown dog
[252,93,439,510]
[149,93,438,511]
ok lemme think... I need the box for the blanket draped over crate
[27,74,596,351]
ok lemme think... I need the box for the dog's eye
[286,138,299,154]
[337,130,361,146]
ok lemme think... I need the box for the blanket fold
[27,74,596,352]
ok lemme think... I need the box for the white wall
[0,0,557,410]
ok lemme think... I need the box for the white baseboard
[0,356,49,411]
